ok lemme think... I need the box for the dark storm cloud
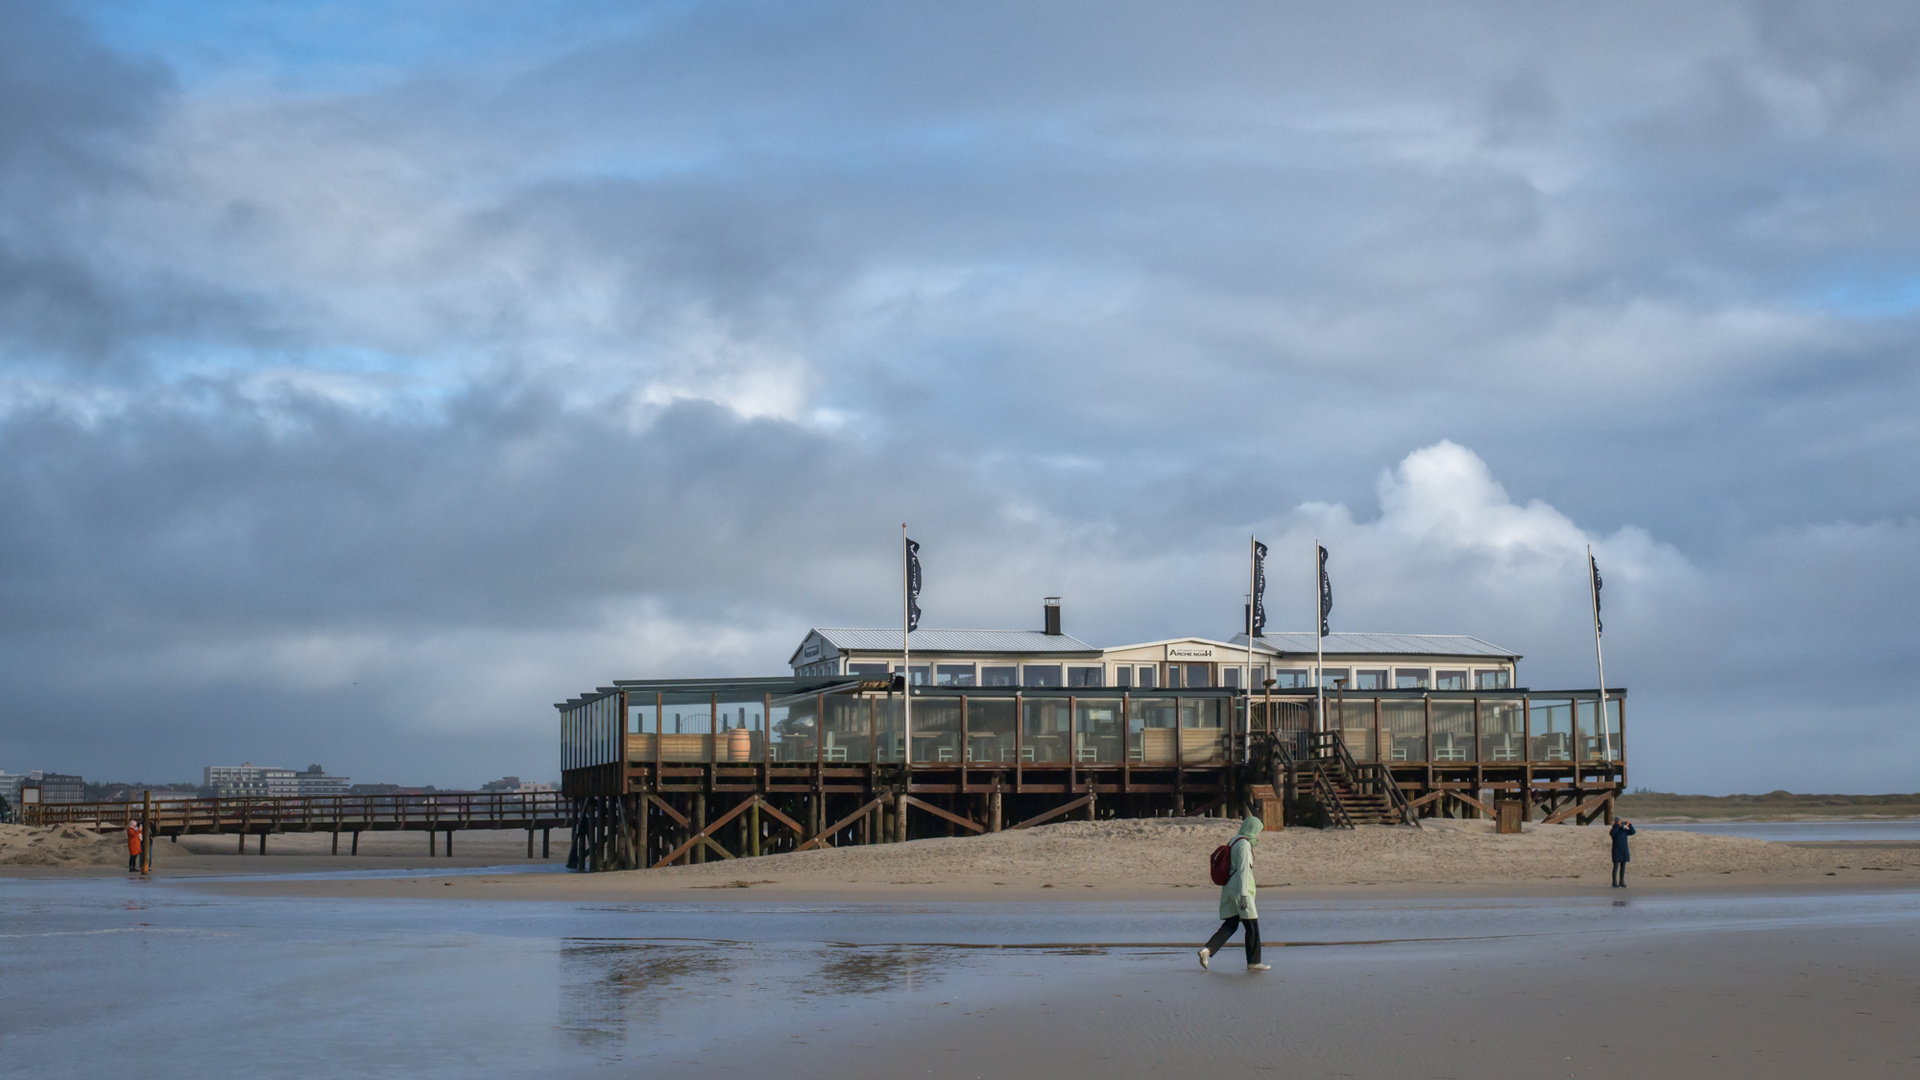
[1,1,1917,790]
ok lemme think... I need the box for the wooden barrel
[727,728,752,762]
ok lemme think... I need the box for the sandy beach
[131,816,1920,903]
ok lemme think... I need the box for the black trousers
[1204,916,1261,964]
[129,853,140,872]
[1611,859,1626,886]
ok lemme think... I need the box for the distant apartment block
[17,771,85,804]
[204,763,349,798]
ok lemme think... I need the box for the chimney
[1043,597,1062,636]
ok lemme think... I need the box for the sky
[2,0,1917,793]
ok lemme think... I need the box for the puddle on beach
[4,876,1917,1077]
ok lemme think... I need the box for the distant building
[480,776,522,792]
[204,763,348,798]
[293,765,350,797]
[19,771,85,804]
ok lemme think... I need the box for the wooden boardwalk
[24,791,571,857]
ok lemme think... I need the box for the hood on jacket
[1236,816,1263,845]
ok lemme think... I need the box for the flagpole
[902,524,912,768]
[1246,534,1256,762]
[1314,539,1325,736]
[1588,545,1610,762]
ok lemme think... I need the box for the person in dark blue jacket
[1609,819,1636,887]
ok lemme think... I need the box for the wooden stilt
[352,830,360,855]
[542,828,550,859]
[331,831,339,855]
[693,793,707,865]
[257,833,266,855]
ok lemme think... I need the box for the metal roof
[1231,632,1521,659]
[804,628,1100,656]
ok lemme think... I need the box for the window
[1067,665,1103,688]
[1114,665,1131,688]
[1355,669,1388,691]
[1164,664,1180,689]
[1022,664,1063,687]
[1318,667,1349,689]
[1474,669,1512,690]
[935,664,976,687]
[1223,667,1240,688]
[981,665,1018,687]
[1394,668,1430,690]
[1184,663,1211,688]
[1136,665,1157,689]
[849,662,890,677]
[1271,669,1310,689]
[1435,670,1467,691]
[893,664,930,685]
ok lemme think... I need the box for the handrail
[23,790,572,831]
[1307,730,1420,828]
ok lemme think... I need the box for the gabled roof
[1230,632,1520,660]
[792,627,1098,664]
[1104,636,1271,654]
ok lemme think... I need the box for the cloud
[0,2,1917,794]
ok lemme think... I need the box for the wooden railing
[25,791,571,834]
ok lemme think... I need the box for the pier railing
[25,790,571,835]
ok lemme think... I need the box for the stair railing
[1311,729,1420,828]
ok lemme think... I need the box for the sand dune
[0,823,127,867]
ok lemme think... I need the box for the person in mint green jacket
[1198,816,1270,971]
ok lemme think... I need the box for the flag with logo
[1317,545,1332,638]
[906,537,922,633]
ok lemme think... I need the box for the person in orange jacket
[126,815,144,873]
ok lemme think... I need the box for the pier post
[527,828,534,859]
[352,830,360,855]
[258,833,266,855]
[692,793,706,865]
[989,788,1002,833]
[542,828,550,859]
[237,832,245,854]
[445,830,453,857]
[748,799,760,858]
[637,796,649,867]
[331,830,339,855]
[430,830,436,857]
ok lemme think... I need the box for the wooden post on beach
[430,830,437,857]
[331,830,339,855]
[692,793,707,864]
[748,799,761,858]
[258,833,266,855]
[526,828,534,858]
[445,830,453,858]
[542,828,550,859]
[989,787,1002,832]
[352,830,360,855]
[142,790,153,875]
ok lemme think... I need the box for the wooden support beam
[755,798,808,840]
[1009,794,1093,831]
[1541,791,1614,826]
[653,795,755,868]
[1447,790,1495,817]
[795,796,886,852]
[645,794,690,829]
[1403,790,1446,811]
[1182,794,1226,818]
[901,795,986,834]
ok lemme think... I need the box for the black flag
[1251,541,1268,636]
[905,537,923,633]
[1317,545,1332,638]
[1589,552,1602,637]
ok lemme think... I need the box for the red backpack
[1209,836,1247,886]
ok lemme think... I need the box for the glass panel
[1382,699,1426,762]
[628,702,658,734]
[981,665,1018,687]
[1530,700,1573,761]
[716,699,768,763]
[1354,669,1388,691]
[876,696,904,763]
[1067,666,1104,688]
[1434,670,1468,691]
[849,662,890,677]
[774,697,816,762]
[1332,697,1375,762]
[659,695,714,762]
[1023,699,1071,763]
[894,664,929,686]
[967,697,1018,764]
[1394,669,1430,690]
[1184,663,1211,688]
[1164,665,1181,689]
[767,704,790,760]
[1136,665,1157,689]
[1130,697,1177,762]
[1113,665,1132,688]
[1605,698,1622,761]
[1180,698,1224,761]
[820,695,870,763]
[934,664,976,687]
[1222,667,1241,688]
[1480,699,1524,762]
[1022,664,1063,688]
[1576,697,1622,762]
[1272,668,1310,689]
[1474,669,1511,690]
[1431,700,1474,761]
[1075,698,1124,763]
[912,697,962,764]
[1318,667,1349,689]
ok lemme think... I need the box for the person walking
[1609,818,1636,887]
[1199,816,1270,972]
[126,814,144,874]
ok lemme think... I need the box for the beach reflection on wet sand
[4,878,1918,1079]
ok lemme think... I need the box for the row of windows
[844,661,1511,691]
